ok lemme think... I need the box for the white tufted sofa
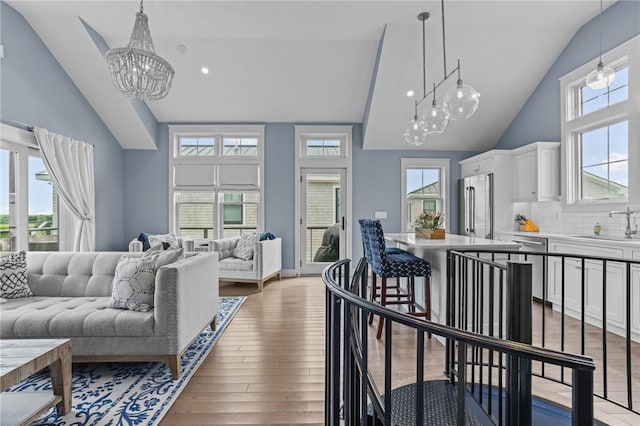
[0,251,218,379]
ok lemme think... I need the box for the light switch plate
[374,211,387,219]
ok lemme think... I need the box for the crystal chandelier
[106,0,175,101]
[585,0,615,90]
[404,0,480,146]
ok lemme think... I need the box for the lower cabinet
[631,249,640,336]
[547,240,629,338]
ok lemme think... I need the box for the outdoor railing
[449,249,640,417]
[324,257,596,425]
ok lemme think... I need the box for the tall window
[1,128,59,252]
[561,36,638,204]
[580,121,628,200]
[401,158,450,232]
[169,125,264,241]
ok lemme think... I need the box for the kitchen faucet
[609,206,639,238]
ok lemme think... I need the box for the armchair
[209,236,282,292]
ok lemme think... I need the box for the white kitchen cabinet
[631,249,640,335]
[459,150,511,179]
[547,239,628,338]
[512,142,560,202]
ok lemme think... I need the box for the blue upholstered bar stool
[358,219,407,325]
[359,219,432,339]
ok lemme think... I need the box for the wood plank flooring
[161,276,640,425]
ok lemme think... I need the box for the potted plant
[414,211,445,239]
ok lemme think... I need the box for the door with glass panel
[300,169,346,275]
[1,146,58,252]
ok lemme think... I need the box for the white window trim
[560,35,639,209]
[0,123,69,251]
[400,158,451,232]
[168,124,265,238]
[294,125,352,275]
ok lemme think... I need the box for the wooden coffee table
[0,339,72,425]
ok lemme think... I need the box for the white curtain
[34,128,95,252]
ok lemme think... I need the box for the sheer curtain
[34,128,95,251]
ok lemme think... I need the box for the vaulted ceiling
[7,1,611,151]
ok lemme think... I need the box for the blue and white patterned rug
[7,296,245,426]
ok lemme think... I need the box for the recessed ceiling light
[201,67,209,75]
[406,90,414,97]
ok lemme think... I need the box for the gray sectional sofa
[0,251,219,379]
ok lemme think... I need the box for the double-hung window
[169,125,264,241]
[561,36,639,205]
[401,158,450,232]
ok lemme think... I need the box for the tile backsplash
[511,201,640,238]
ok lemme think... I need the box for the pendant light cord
[140,0,144,13]
[422,16,427,98]
[441,0,448,79]
[598,0,603,63]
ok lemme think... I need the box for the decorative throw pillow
[145,246,184,268]
[233,233,259,260]
[137,232,151,251]
[148,233,180,250]
[106,254,160,312]
[0,250,32,299]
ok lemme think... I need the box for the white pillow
[106,254,160,312]
[232,233,259,260]
[0,250,32,299]
[148,233,180,250]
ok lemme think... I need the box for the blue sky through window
[406,168,439,194]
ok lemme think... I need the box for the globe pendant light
[443,60,480,120]
[403,0,479,145]
[106,0,175,101]
[421,84,449,134]
[586,0,615,90]
[404,106,428,146]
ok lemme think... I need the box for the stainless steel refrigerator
[458,173,494,239]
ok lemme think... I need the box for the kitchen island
[384,232,520,326]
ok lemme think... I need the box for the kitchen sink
[570,235,639,242]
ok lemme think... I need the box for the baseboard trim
[281,269,297,278]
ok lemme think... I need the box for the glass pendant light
[586,0,615,90]
[443,60,480,120]
[421,84,449,134]
[404,108,428,146]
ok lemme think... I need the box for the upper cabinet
[459,150,512,178]
[512,142,560,202]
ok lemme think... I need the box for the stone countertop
[495,230,640,247]
[385,233,521,251]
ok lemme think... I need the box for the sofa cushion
[106,255,160,312]
[219,257,254,272]
[233,233,259,260]
[0,251,32,299]
[0,296,154,337]
[210,237,240,260]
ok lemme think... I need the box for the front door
[299,168,347,275]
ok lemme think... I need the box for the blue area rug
[7,296,245,425]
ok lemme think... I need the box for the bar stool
[360,219,432,339]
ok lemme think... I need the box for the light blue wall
[496,0,640,149]
[0,2,126,250]
[122,124,170,240]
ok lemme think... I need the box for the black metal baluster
[384,320,392,425]
[626,262,633,411]
[457,341,467,426]
[416,330,425,425]
[602,259,608,400]
[561,256,566,384]
[581,258,586,355]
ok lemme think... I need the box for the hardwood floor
[162,276,640,425]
